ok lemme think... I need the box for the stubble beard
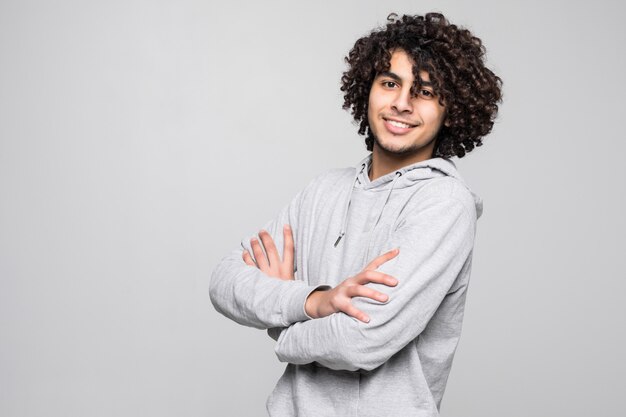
[371,129,433,157]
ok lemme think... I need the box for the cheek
[367,91,376,110]
[367,94,377,120]
[423,105,446,128]
[367,86,386,115]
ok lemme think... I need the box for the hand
[242,224,295,281]
[305,248,400,323]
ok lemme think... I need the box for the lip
[383,117,418,135]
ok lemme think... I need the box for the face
[367,49,447,162]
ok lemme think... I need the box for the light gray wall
[1,0,625,416]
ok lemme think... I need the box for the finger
[354,270,398,287]
[341,303,370,323]
[242,249,257,267]
[347,285,389,303]
[258,229,280,268]
[364,248,400,271]
[250,237,269,270]
[282,224,295,278]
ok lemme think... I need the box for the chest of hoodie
[298,179,432,288]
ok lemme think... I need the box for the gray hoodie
[209,153,483,416]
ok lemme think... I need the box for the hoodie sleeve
[209,179,331,330]
[272,196,475,372]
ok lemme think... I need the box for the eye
[382,81,398,89]
[418,89,435,99]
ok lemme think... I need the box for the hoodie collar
[334,153,483,248]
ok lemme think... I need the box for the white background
[1,0,625,415]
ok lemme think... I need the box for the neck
[368,143,434,181]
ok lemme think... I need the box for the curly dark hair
[340,12,503,158]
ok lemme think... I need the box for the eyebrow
[378,71,434,87]
[378,71,402,83]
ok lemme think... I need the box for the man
[209,12,502,416]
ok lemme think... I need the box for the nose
[391,87,413,114]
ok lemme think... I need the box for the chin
[374,134,412,154]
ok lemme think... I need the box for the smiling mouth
[383,118,418,128]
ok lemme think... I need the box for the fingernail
[364,316,370,323]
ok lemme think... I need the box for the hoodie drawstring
[371,171,402,230]
[334,164,403,249]
[363,171,402,259]
[334,161,367,248]
[333,153,481,249]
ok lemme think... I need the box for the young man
[209,12,502,416]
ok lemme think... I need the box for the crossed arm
[210,174,475,372]
[242,198,475,372]
[208,179,395,331]
[243,226,399,324]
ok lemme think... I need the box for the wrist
[305,290,324,318]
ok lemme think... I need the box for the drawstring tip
[334,233,344,247]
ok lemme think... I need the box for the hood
[333,153,483,248]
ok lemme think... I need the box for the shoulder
[305,167,355,192]
[317,167,355,183]
[291,167,354,208]
[410,176,479,222]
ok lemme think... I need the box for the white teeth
[387,120,412,128]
